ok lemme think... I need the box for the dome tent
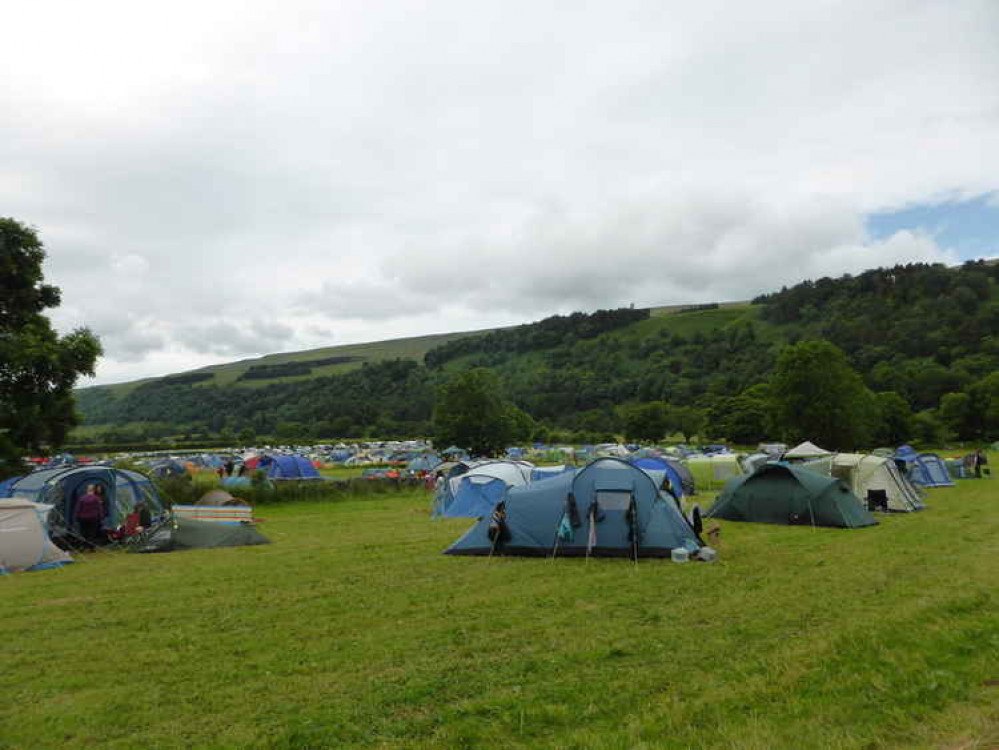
[407,454,441,473]
[0,498,74,573]
[433,460,534,518]
[707,463,876,528]
[5,466,164,539]
[445,458,703,558]
[258,454,321,480]
[631,456,688,499]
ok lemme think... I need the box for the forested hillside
[73,260,999,446]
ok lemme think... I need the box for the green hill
[72,260,999,446]
[93,328,500,399]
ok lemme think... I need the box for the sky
[3,0,998,386]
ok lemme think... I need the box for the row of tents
[438,441,963,558]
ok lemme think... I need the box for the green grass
[4,477,999,749]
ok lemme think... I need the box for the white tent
[831,453,925,512]
[784,441,833,459]
[447,460,533,497]
[0,499,73,574]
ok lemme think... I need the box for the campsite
[3,5,999,747]
[2,446,998,748]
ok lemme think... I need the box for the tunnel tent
[831,453,925,512]
[894,446,955,488]
[6,466,165,540]
[912,453,954,487]
[706,463,876,528]
[445,458,703,558]
[0,498,74,573]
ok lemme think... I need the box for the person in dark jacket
[75,484,105,548]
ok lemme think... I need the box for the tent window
[595,490,632,511]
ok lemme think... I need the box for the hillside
[72,260,999,446]
[90,328,499,399]
[86,302,748,398]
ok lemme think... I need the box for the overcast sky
[4,0,998,385]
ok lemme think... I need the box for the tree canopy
[432,368,528,456]
[1,219,101,474]
[770,340,872,450]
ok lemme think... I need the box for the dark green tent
[706,463,877,528]
[129,516,270,553]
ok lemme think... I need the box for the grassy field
[4,476,999,749]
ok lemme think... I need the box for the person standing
[974,448,984,479]
[75,484,105,548]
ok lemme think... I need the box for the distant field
[3,470,998,749]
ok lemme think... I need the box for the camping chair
[107,513,142,542]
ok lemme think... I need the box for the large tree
[1,219,101,476]
[770,340,872,450]
[432,368,529,456]
[621,401,671,443]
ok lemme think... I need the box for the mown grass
[3,478,998,749]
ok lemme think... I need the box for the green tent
[129,516,270,553]
[706,463,877,528]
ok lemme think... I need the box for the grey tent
[707,463,877,528]
[129,516,270,553]
[445,458,703,558]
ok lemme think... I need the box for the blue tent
[632,456,686,499]
[445,458,702,558]
[0,475,23,498]
[530,465,576,482]
[190,453,224,469]
[259,455,321,480]
[5,466,165,538]
[407,454,441,472]
[148,459,188,479]
[895,446,954,488]
[442,476,509,518]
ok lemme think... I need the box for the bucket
[670,547,690,563]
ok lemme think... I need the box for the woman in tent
[75,484,106,547]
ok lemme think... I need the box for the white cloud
[2,0,996,384]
